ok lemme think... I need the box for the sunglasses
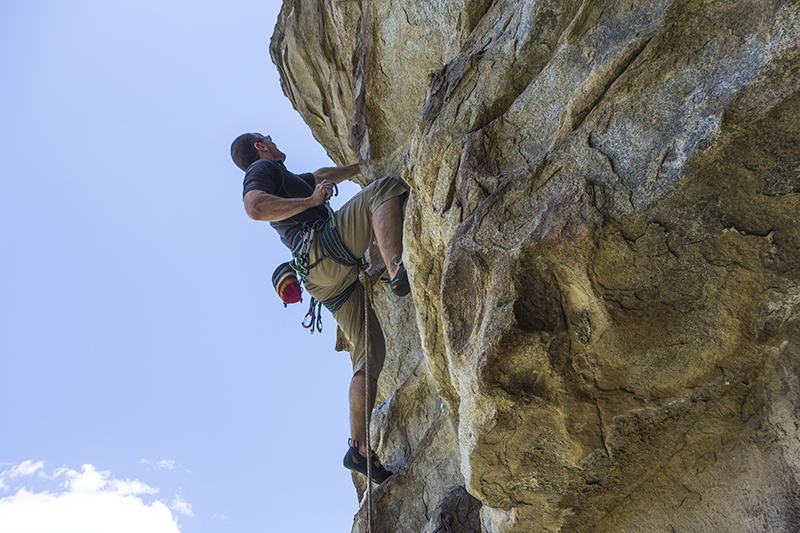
[264,135,272,142]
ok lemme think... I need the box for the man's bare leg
[372,196,404,278]
[350,370,378,454]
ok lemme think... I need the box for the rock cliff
[271,0,800,531]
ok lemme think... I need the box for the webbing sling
[319,219,361,267]
[291,217,361,273]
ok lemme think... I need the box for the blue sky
[1,1,363,531]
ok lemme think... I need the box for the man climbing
[230,132,409,485]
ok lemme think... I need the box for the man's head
[230,132,285,171]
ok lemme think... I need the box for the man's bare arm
[244,180,335,221]
[312,163,361,185]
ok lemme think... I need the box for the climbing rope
[288,184,373,532]
[362,262,373,533]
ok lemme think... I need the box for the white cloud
[170,494,194,517]
[0,461,44,490]
[1,461,45,492]
[0,464,183,533]
[39,466,69,481]
[139,459,184,471]
[8,461,44,479]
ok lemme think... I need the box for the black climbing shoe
[343,440,393,484]
[389,259,410,297]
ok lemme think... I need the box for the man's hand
[244,180,336,222]
[312,163,361,185]
[244,168,351,222]
[310,179,336,206]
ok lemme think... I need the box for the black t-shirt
[242,159,328,248]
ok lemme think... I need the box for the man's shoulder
[246,158,282,177]
[246,159,308,183]
[243,160,284,197]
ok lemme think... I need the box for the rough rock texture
[271,0,800,531]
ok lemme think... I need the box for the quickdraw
[302,297,323,334]
[290,225,317,277]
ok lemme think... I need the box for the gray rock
[272,0,800,531]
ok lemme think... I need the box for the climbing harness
[288,183,340,277]
[285,189,362,334]
[290,214,361,280]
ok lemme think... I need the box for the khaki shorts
[303,176,409,380]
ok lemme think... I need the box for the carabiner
[302,298,317,329]
[302,299,324,335]
[315,301,323,333]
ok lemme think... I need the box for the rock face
[271,0,800,531]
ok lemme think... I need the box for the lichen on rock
[271,0,800,531]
